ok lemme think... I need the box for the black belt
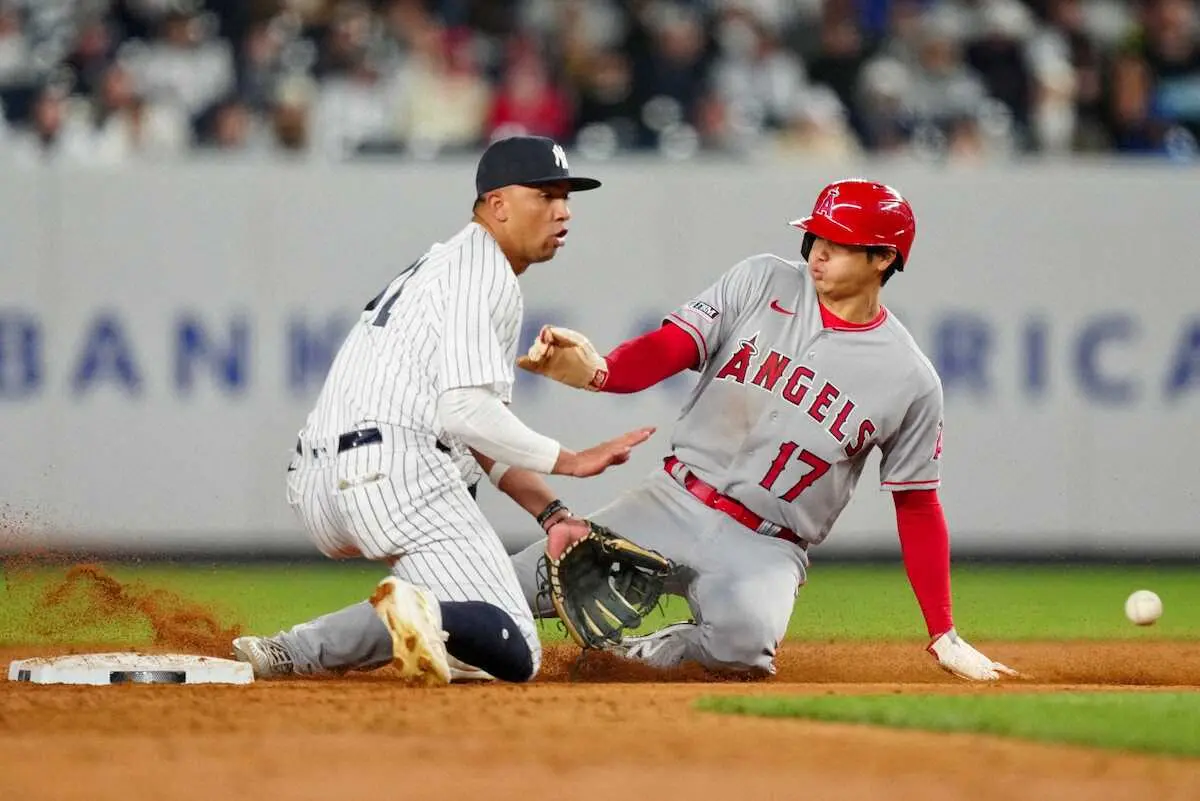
[292,428,474,498]
[295,428,452,456]
[338,428,383,452]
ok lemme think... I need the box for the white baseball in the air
[1124,589,1163,626]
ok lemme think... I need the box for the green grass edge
[4,563,1200,646]
[694,692,1200,758]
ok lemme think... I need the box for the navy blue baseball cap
[475,136,601,197]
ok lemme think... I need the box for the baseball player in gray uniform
[232,135,654,685]
[515,179,1020,681]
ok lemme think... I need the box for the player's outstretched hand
[554,426,656,478]
[927,628,1021,681]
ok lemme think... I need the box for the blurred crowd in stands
[0,0,1197,165]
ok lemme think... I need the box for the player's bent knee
[700,620,780,673]
[439,600,537,682]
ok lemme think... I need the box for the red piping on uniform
[819,302,888,332]
[666,313,709,363]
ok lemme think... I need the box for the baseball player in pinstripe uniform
[232,135,655,685]
[515,179,1020,682]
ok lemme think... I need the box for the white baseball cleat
[231,636,295,678]
[608,620,697,665]
[448,655,495,682]
[369,577,452,686]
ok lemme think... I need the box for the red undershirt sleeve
[597,322,700,394]
[893,488,954,637]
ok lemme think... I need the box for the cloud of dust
[3,557,242,655]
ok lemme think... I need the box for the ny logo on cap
[552,144,569,169]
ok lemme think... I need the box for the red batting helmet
[789,179,916,271]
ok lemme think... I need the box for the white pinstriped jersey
[666,253,944,546]
[303,221,521,469]
[285,220,538,658]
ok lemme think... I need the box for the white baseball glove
[516,325,608,390]
[927,628,1020,681]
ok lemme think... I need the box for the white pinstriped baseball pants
[285,424,540,665]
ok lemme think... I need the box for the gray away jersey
[304,221,520,475]
[666,253,944,545]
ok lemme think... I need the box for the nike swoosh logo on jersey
[769,299,795,315]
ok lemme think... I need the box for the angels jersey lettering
[665,254,943,545]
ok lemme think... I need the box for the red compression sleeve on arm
[893,489,954,637]
[599,322,700,393]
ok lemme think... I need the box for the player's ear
[486,189,510,223]
[870,247,897,274]
[871,247,900,287]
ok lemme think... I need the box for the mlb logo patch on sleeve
[688,301,720,320]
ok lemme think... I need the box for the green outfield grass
[1,561,1198,646]
[695,692,1200,757]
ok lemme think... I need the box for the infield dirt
[2,564,1198,800]
[3,640,1200,801]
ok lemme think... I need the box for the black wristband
[537,499,569,529]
